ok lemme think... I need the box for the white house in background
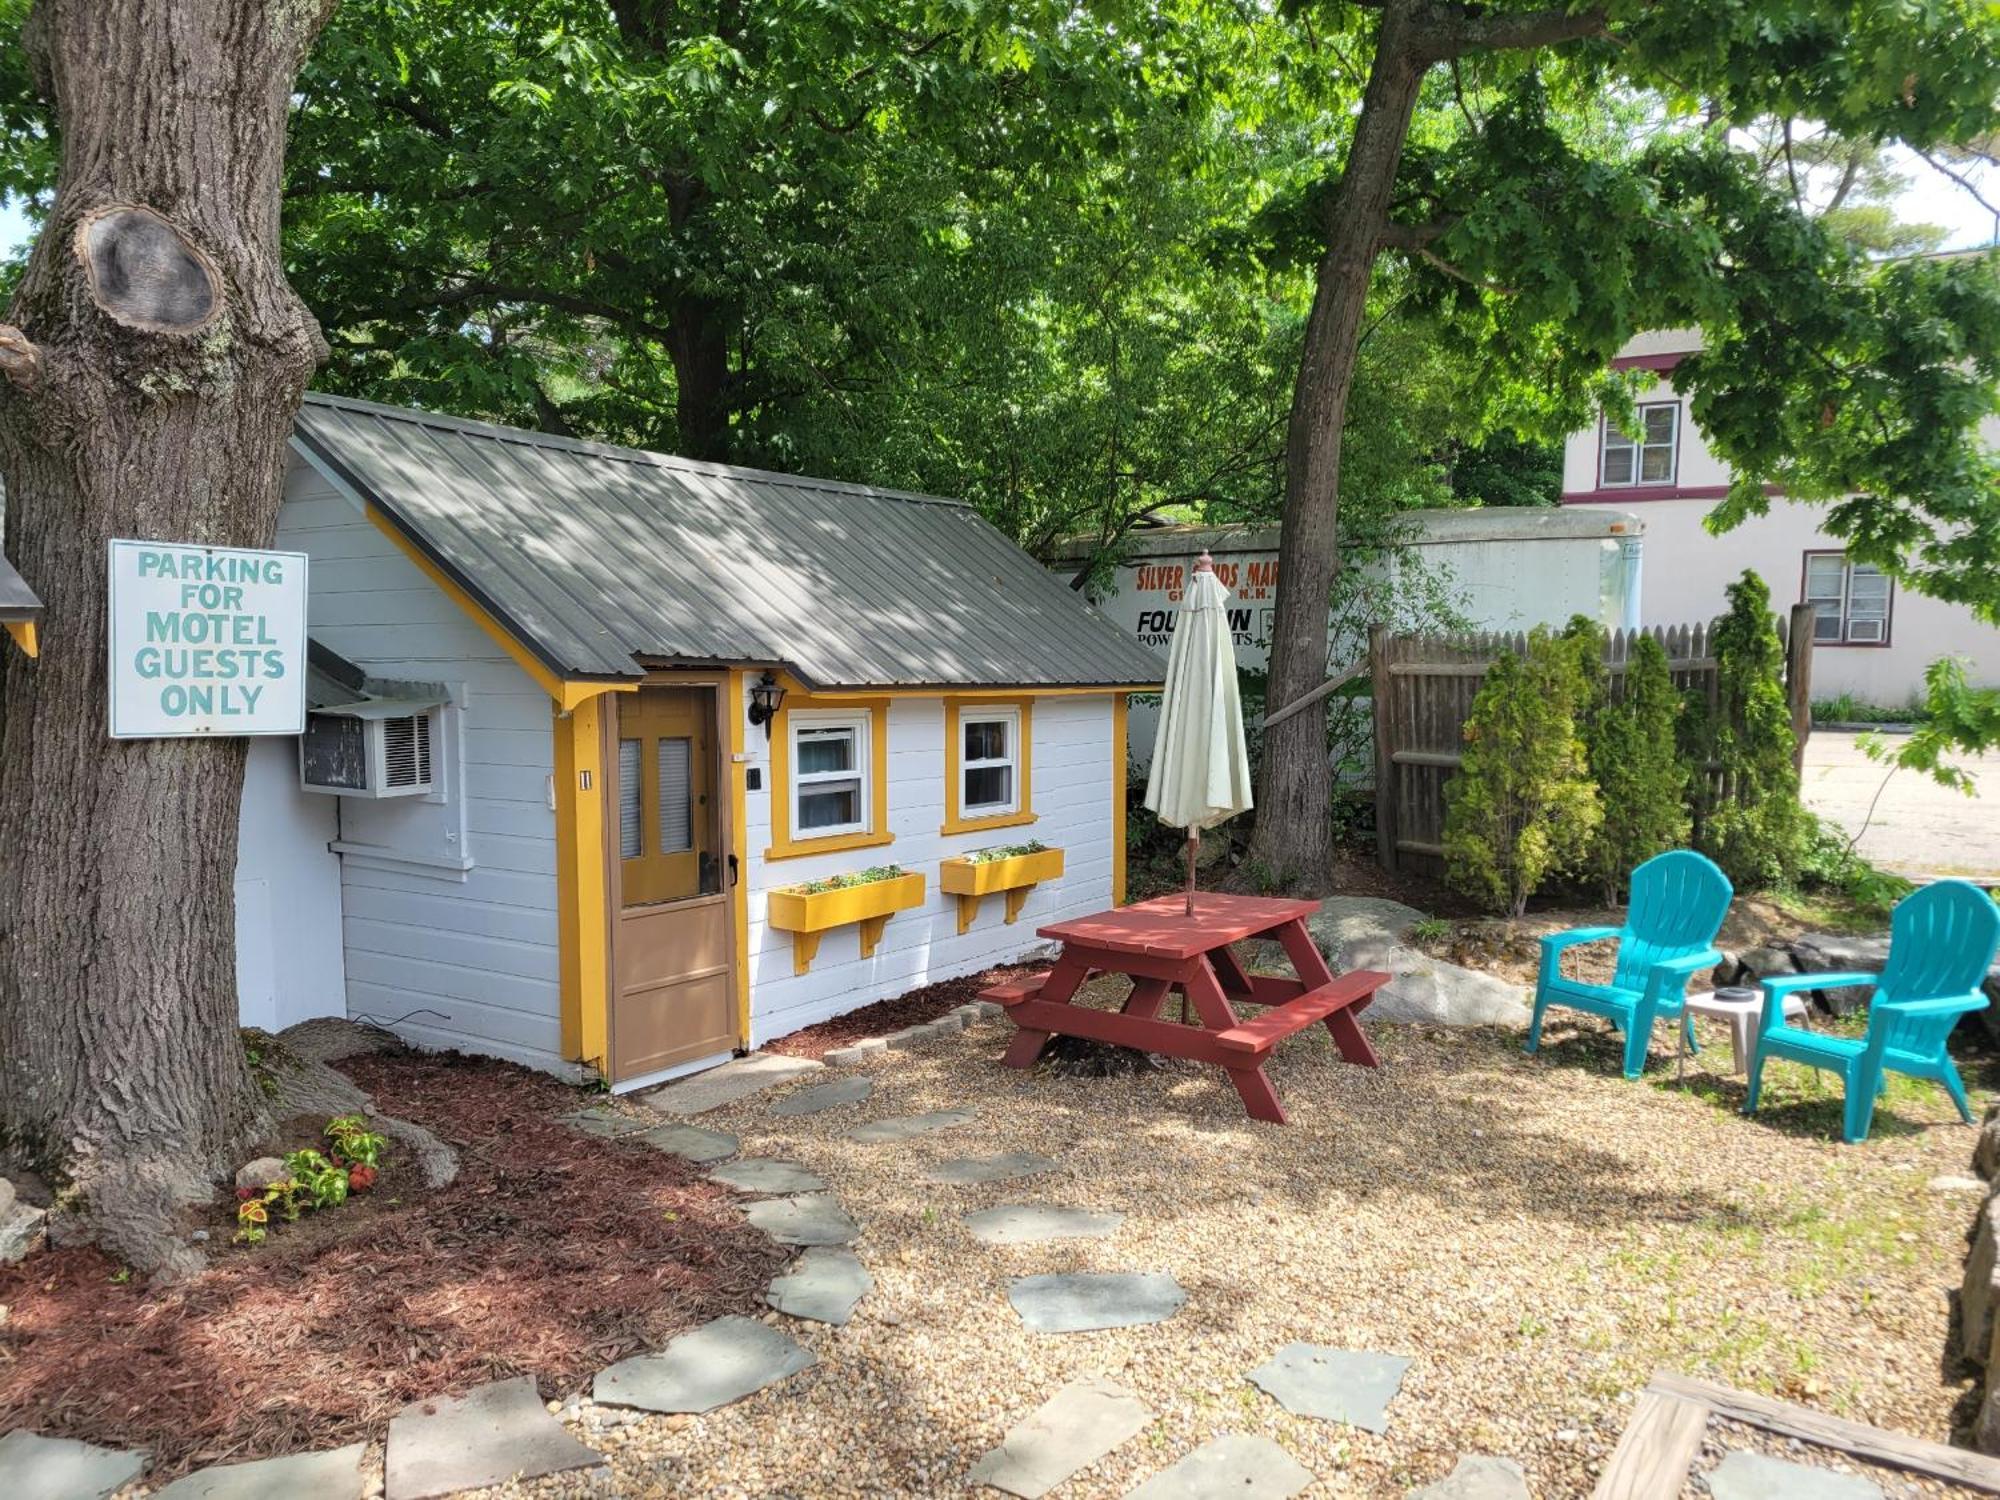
[202,394,1162,1090]
[1561,328,2000,706]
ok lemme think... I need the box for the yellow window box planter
[767,870,927,975]
[938,846,1065,935]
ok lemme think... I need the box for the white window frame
[1600,401,1679,488]
[960,706,1021,819]
[1803,551,1893,647]
[789,709,871,840]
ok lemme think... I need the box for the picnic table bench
[981,892,1387,1124]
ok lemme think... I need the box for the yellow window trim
[942,695,1036,837]
[1112,694,1129,905]
[766,689,892,861]
[365,503,635,714]
[800,682,1157,701]
[4,619,38,657]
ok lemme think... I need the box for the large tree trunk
[1249,8,1429,888]
[0,0,335,1277]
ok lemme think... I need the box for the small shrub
[1698,571,1809,887]
[1443,627,1603,916]
[1582,631,1690,902]
[325,1114,386,1168]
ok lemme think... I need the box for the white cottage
[235,395,1163,1091]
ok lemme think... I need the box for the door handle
[728,853,739,887]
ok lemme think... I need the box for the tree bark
[1250,4,1429,888]
[0,0,335,1278]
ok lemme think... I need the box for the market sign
[107,539,308,738]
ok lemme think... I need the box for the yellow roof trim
[5,620,38,658]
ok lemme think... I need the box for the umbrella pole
[1185,827,1198,916]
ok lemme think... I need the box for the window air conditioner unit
[300,700,437,798]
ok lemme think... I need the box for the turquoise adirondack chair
[1526,850,1734,1080]
[1746,879,2000,1144]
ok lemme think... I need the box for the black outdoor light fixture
[747,671,786,738]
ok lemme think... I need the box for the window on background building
[1600,402,1679,486]
[790,711,870,836]
[1803,552,1893,645]
[960,708,1020,818]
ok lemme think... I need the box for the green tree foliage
[1699,571,1808,886]
[1859,655,2000,794]
[1582,631,1691,903]
[1443,627,1602,916]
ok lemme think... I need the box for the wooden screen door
[606,683,735,1083]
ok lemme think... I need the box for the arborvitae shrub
[1443,627,1602,916]
[1584,631,1691,901]
[1700,570,1808,886]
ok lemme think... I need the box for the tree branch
[1409,3,1610,62]
[1916,147,2000,221]
[0,324,41,391]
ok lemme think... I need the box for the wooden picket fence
[1367,605,1815,879]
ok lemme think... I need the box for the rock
[1246,1345,1412,1434]
[925,1152,1059,1186]
[1340,938,1529,1028]
[1705,1450,1882,1499]
[638,1051,822,1115]
[885,1027,927,1050]
[235,1156,290,1190]
[384,1376,601,1500]
[1735,945,1798,982]
[1123,1434,1315,1500]
[634,1123,738,1164]
[1984,967,2000,1045]
[822,1040,887,1066]
[964,1204,1123,1245]
[0,1176,14,1216]
[707,1159,827,1195]
[1971,1195,2000,1365]
[1930,1175,1987,1194]
[276,1016,400,1064]
[1980,1105,2000,1181]
[1791,933,1892,1017]
[0,1203,48,1263]
[967,1378,1152,1499]
[149,1442,367,1500]
[1406,1456,1531,1500]
[769,1076,873,1117]
[743,1193,860,1247]
[594,1315,815,1414]
[1307,896,1427,954]
[1007,1272,1187,1333]
[843,1109,977,1144]
[557,1108,649,1139]
[0,1429,147,1500]
[765,1247,872,1326]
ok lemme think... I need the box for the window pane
[799,780,860,830]
[658,736,692,854]
[964,718,1009,762]
[796,726,855,775]
[618,739,643,859]
[1804,555,1846,600]
[1638,446,1672,482]
[966,765,1013,810]
[1643,405,1677,444]
[1847,566,1889,601]
[1601,433,1635,485]
[1812,605,1843,642]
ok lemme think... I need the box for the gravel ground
[476,998,1995,1500]
[1684,1417,1988,1499]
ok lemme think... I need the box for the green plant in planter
[966,840,1048,864]
[793,864,905,895]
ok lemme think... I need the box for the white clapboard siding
[273,456,569,1074]
[742,689,1119,1046]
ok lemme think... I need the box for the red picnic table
[981,892,1389,1125]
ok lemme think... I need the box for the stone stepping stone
[557,1107,648,1139]
[641,1051,821,1115]
[744,1192,860,1246]
[1007,1271,1187,1333]
[708,1158,826,1195]
[1706,1450,1884,1500]
[151,1443,367,1500]
[0,1430,147,1500]
[766,1247,873,1325]
[843,1108,977,1144]
[966,1204,1124,1245]
[1247,1344,1411,1434]
[1407,1455,1531,1500]
[635,1122,738,1164]
[968,1377,1151,1498]
[594,1314,815,1414]
[1124,1434,1314,1500]
[770,1076,873,1116]
[926,1151,1059,1185]
[384,1376,601,1500]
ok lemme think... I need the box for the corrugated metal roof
[0,553,40,622]
[294,394,1164,692]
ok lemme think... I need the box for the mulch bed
[762,962,1043,1058]
[0,1049,786,1481]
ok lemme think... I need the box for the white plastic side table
[1680,987,1811,1076]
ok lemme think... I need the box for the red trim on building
[1562,484,1731,505]
[1609,351,1687,372]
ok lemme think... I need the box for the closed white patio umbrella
[1144,552,1253,914]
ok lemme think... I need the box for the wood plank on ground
[1592,1389,1711,1500]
